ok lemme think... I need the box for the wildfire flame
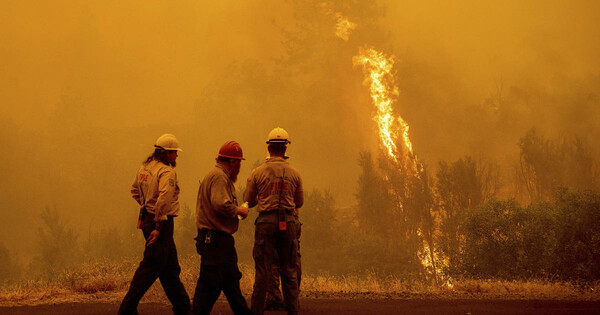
[332,10,446,284]
[334,13,356,41]
[352,47,414,163]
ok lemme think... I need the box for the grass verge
[1,255,598,306]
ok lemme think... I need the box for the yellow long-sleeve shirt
[195,164,240,234]
[131,160,180,222]
[244,156,303,213]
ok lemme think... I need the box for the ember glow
[334,13,356,41]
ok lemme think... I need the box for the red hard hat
[218,141,245,160]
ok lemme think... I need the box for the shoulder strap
[277,168,286,209]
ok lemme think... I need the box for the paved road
[2,298,600,314]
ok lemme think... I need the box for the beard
[230,171,238,183]
[230,166,240,183]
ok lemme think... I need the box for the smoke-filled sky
[1,0,599,259]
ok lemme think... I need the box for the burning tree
[352,41,443,282]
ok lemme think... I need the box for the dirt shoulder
[1,298,600,315]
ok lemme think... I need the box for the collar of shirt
[267,156,287,162]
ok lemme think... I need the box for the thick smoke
[0,0,598,266]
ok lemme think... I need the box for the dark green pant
[192,229,251,315]
[251,212,299,314]
[267,223,301,305]
[118,215,190,315]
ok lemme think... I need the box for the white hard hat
[266,127,291,144]
[155,133,182,151]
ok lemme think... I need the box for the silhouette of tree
[31,207,80,279]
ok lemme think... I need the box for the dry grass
[451,279,598,300]
[1,256,599,306]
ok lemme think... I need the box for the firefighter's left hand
[146,230,160,247]
[237,206,249,219]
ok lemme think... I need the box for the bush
[552,189,600,280]
[461,199,530,279]
[460,199,559,279]
[458,190,600,282]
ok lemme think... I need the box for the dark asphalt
[1,298,600,314]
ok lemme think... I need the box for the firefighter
[245,128,304,315]
[192,141,252,315]
[118,133,190,315]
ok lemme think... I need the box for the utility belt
[137,206,175,229]
[195,228,236,262]
[198,228,230,242]
[257,209,297,230]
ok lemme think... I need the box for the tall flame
[331,10,445,284]
[352,47,413,163]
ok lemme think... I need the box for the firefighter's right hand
[237,206,249,219]
[146,230,160,247]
